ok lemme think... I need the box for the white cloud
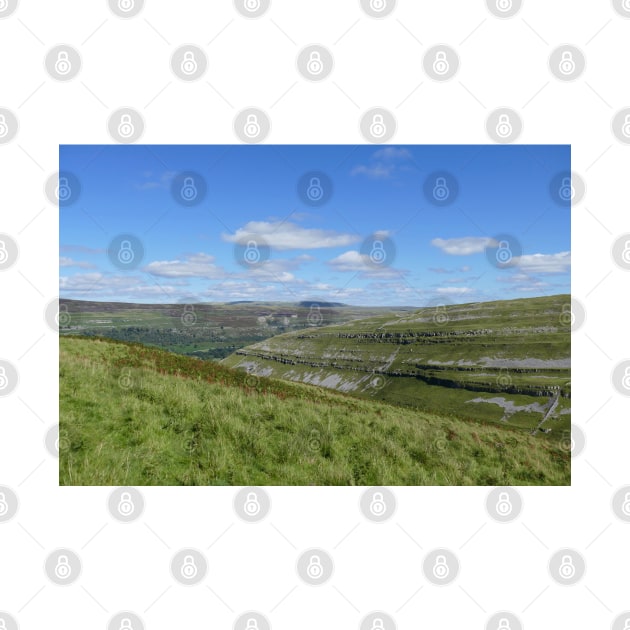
[327,250,366,272]
[328,249,400,278]
[372,147,412,160]
[436,287,474,295]
[431,236,494,255]
[514,251,571,274]
[60,273,188,299]
[351,147,414,179]
[136,170,177,190]
[222,221,359,251]
[351,164,395,179]
[60,256,95,269]
[327,250,404,278]
[144,253,226,279]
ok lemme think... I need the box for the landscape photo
[59,144,571,486]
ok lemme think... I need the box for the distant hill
[58,299,401,361]
[60,336,569,485]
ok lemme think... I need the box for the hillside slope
[222,295,571,436]
[60,336,569,485]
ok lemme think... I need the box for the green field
[222,294,571,437]
[59,336,570,486]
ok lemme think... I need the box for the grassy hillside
[60,336,569,486]
[222,295,571,436]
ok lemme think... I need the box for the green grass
[60,336,570,486]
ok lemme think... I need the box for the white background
[1,0,629,628]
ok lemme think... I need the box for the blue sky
[59,144,570,306]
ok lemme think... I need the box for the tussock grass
[60,336,569,486]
